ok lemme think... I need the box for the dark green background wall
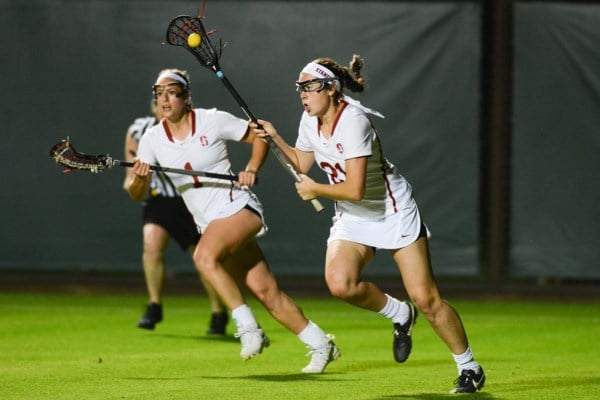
[511,3,600,279]
[1,1,598,280]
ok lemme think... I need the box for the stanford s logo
[336,143,344,154]
[199,136,209,146]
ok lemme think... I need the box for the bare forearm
[309,180,364,202]
[246,137,269,173]
[269,134,304,172]
[296,157,366,202]
[126,175,149,202]
[123,133,138,193]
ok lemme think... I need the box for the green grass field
[1,291,599,399]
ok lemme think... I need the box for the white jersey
[128,115,179,198]
[296,101,424,249]
[296,101,414,221]
[137,108,265,233]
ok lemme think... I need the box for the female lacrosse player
[251,55,485,393]
[127,68,339,374]
[123,100,228,335]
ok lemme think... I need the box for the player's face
[297,73,333,118]
[153,79,188,120]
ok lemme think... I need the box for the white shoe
[301,334,340,374]
[234,326,270,360]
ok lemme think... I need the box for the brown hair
[313,54,366,102]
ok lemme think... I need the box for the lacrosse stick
[49,138,239,181]
[165,15,324,213]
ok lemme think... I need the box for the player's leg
[237,241,308,332]
[193,209,261,309]
[188,244,229,334]
[167,194,230,335]
[137,222,169,329]
[204,286,229,335]
[393,236,467,352]
[193,208,266,359]
[324,239,381,309]
[324,239,415,362]
[233,239,338,373]
[393,236,484,392]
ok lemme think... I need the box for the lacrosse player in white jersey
[127,68,339,373]
[123,100,228,334]
[252,55,485,393]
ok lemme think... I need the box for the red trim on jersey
[162,119,174,142]
[162,111,197,142]
[317,101,348,138]
[374,129,398,214]
[383,173,397,214]
[190,110,196,136]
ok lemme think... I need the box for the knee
[253,285,278,308]
[247,271,279,307]
[193,250,218,275]
[325,274,355,301]
[142,244,163,264]
[411,291,444,320]
[142,226,167,260]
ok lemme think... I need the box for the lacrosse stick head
[49,139,112,174]
[166,15,225,72]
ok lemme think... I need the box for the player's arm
[295,149,316,175]
[126,159,151,202]
[238,125,268,187]
[251,119,303,172]
[296,156,367,202]
[122,129,139,192]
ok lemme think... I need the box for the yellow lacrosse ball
[187,33,202,48]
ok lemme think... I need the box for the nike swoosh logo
[473,373,485,389]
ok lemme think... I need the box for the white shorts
[327,198,427,250]
[198,190,268,238]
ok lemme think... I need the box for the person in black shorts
[123,100,228,334]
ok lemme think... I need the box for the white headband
[302,62,335,79]
[155,72,188,88]
[301,62,341,91]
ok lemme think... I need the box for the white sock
[297,320,327,349]
[231,304,257,330]
[452,347,480,374]
[378,294,410,324]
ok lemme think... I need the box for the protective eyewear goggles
[295,78,332,93]
[152,82,188,99]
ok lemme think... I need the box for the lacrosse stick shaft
[216,72,324,212]
[49,139,239,181]
[164,15,322,211]
[114,160,238,181]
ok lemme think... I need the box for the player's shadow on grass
[201,372,346,382]
[374,393,498,400]
[507,375,600,393]
[154,333,239,343]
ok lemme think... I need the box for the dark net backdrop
[511,3,600,279]
[1,1,482,278]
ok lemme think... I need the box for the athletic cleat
[301,334,340,374]
[137,303,162,330]
[393,302,417,362]
[234,326,270,360]
[207,312,229,335]
[450,368,486,393]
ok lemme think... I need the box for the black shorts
[142,196,200,250]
